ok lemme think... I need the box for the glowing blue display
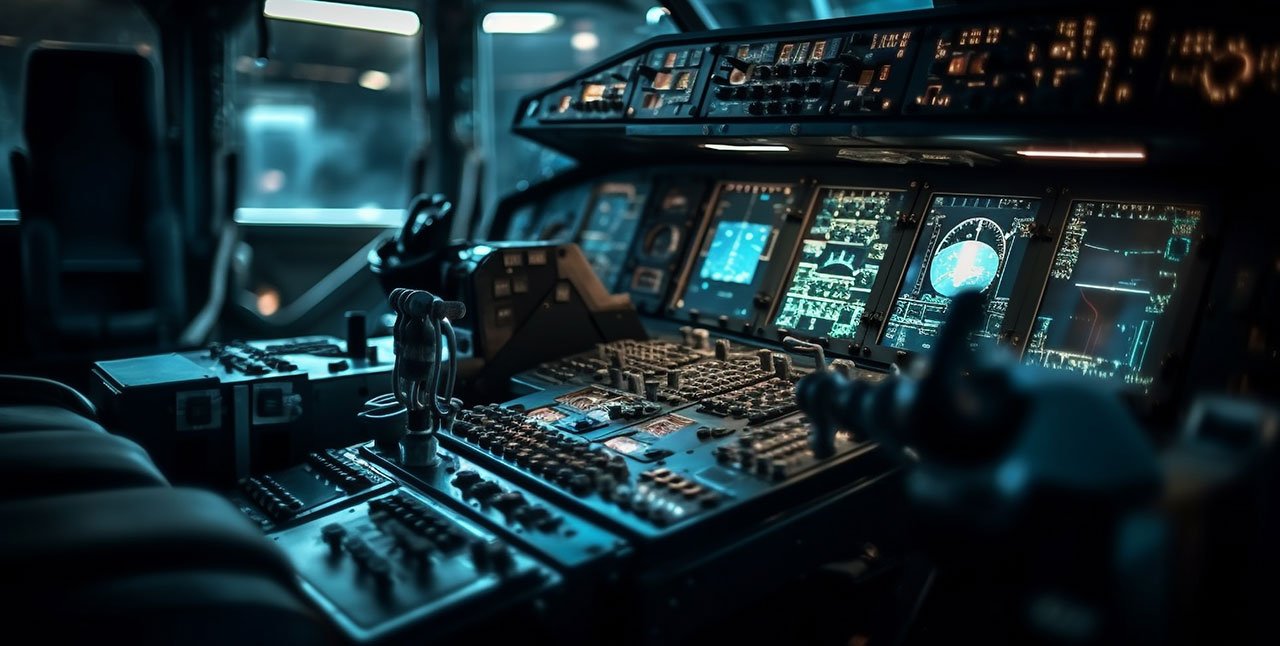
[929,239,1001,297]
[699,222,772,285]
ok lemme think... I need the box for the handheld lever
[782,336,826,371]
[383,287,467,467]
[796,290,1013,463]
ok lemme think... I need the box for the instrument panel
[518,4,1280,127]
[501,165,1216,400]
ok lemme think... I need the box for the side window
[230,2,425,226]
[475,3,675,232]
[0,0,159,220]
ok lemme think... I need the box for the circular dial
[642,223,682,261]
[929,217,1007,297]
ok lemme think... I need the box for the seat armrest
[0,374,98,419]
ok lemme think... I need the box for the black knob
[451,470,482,490]
[806,81,824,97]
[489,542,515,574]
[755,65,773,80]
[667,369,684,389]
[751,85,766,99]
[747,101,764,115]
[715,338,731,360]
[766,101,782,114]
[841,51,872,78]
[787,82,805,98]
[774,64,792,79]
[723,56,752,72]
[569,473,594,496]
[467,480,502,501]
[716,85,734,100]
[793,63,812,77]
[785,101,802,114]
[758,349,774,372]
[367,558,393,588]
[734,86,749,100]
[768,84,784,99]
[345,311,368,359]
[812,60,831,76]
[321,523,346,554]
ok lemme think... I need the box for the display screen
[678,183,796,319]
[700,221,773,285]
[881,193,1041,352]
[578,182,648,291]
[1023,201,1204,391]
[772,187,909,339]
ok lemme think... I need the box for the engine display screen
[678,182,796,319]
[772,187,909,339]
[881,193,1041,352]
[1022,201,1204,392]
[578,182,648,291]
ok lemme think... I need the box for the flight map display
[679,182,796,319]
[772,187,908,339]
[578,182,649,291]
[1022,201,1204,392]
[881,193,1040,352]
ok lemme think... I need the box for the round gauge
[538,218,570,241]
[929,217,1006,297]
[642,223,682,261]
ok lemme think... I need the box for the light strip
[1016,148,1146,161]
[1074,283,1151,295]
[264,0,421,36]
[235,207,403,227]
[702,143,791,152]
[481,12,561,34]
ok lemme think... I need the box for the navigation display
[578,182,648,291]
[881,193,1041,352]
[772,187,909,339]
[1023,201,1204,392]
[678,182,797,320]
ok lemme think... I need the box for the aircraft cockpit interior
[0,1,1276,643]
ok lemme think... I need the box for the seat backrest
[14,47,185,350]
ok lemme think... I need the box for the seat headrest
[22,48,160,147]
